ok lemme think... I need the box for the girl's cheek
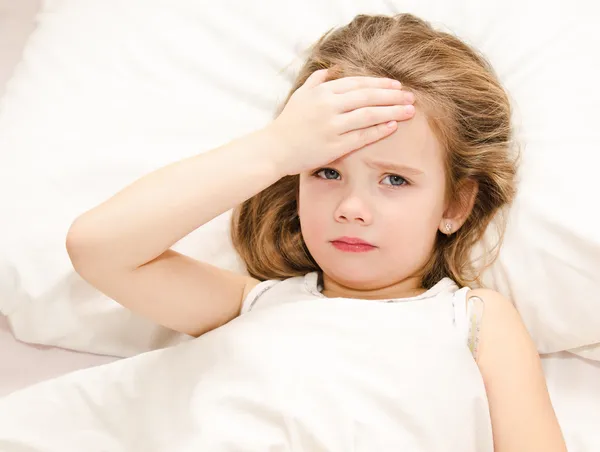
[305,180,330,195]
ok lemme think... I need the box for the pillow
[0,0,598,359]
[0,0,41,98]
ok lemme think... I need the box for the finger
[325,76,402,94]
[340,121,399,150]
[300,69,329,90]
[337,88,415,112]
[338,105,415,131]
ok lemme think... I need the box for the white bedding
[1,301,600,451]
[0,299,495,451]
[542,354,600,451]
[0,315,116,398]
[0,1,117,398]
[1,0,599,449]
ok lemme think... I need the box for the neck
[319,272,426,300]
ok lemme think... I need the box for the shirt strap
[466,295,484,361]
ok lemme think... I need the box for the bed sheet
[2,315,599,450]
[0,0,40,98]
[541,352,600,450]
[0,0,119,399]
[0,315,117,398]
[0,0,598,447]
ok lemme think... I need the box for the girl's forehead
[343,110,445,171]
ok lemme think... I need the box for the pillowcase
[0,0,598,359]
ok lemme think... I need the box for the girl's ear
[439,179,478,235]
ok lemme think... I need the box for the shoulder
[466,287,519,324]
[241,277,263,302]
[240,277,281,314]
[240,272,314,315]
[467,288,537,368]
[467,287,513,310]
[455,287,520,362]
[466,287,523,335]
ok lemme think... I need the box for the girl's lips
[331,236,374,246]
[331,241,376,253]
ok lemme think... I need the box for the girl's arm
[66,73,414,337]
[66,129,283,336]
[470,288,568,452]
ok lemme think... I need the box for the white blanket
[0,299,491,451]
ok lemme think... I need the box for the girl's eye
[315,168,340,180]
[382,174,408,187]
[313,169,408,187]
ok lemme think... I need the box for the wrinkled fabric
[0,296,492,451]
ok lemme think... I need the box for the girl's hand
[266,69,415,176]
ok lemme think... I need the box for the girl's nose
[334,194,373,225]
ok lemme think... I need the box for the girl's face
[298,109,449,298]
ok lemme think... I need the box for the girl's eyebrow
[363,159,424,176]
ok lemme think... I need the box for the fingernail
[405,92,415,103]
[392,80,402,88]
[386,120,397,128]
[404,105,415,114]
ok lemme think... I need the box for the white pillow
[0,0,598,359]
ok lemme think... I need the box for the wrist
[257,123,293,177]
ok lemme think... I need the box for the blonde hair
[231,13,518,288]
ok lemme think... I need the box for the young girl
[67,13,567,451]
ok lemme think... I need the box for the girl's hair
[231,13,518,288]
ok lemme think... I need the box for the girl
[67,13,567,451]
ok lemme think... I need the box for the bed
[0,0,118,398]
[0,0,599,450]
